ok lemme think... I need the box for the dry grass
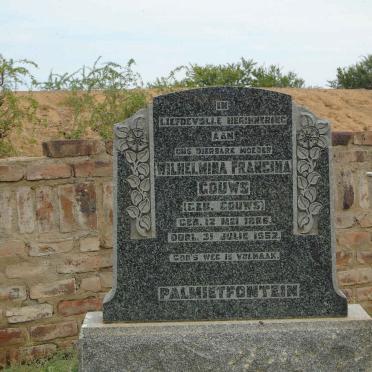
[9,88,372,157]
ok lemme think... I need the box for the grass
[3,351,78,372]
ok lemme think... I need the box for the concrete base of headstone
[79,304,372,372]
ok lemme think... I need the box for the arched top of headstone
[104,87,347,322]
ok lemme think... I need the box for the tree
[150,58,304,88]
[0,55,38,156]
[328,55,372,89]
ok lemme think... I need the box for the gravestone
[103,87,347,321]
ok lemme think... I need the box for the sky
[1,0,371,88]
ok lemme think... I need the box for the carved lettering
[158,283,299,301]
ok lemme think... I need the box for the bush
[149,58,305,89]
[328,55,372,89]
[37,57,147,139]
[0,55,39,156]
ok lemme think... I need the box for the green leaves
[0,55,39,156]
[34,57,146,140]
[149,57,305,88]
[328,55,372,89]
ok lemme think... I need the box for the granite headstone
[103,87,347,322]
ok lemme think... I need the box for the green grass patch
[3,350,78,372]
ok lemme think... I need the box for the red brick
[99,271,113,288]
[0,240,26,257]
[353,132,372,145]
[5,261,52,279]
[356,286,372,301]
[75,183,97,229]
[0,286,27,301]
[8,343,56,364]
[102,182,113,247]
[340,169,354,210]
[58,183,97,232]
[0,190,12,233]
[35,186,56,232]
[336,251,353,267]
[337,269,359,286]
[73,160,112,177]
[79,236,100,252]
[6,262,51,279]
[81,276,101,292]
[58,184,75,232]
[16,187,35,233]
[57,254,112,274]
[105,140,113,155]
[0,327,27,346]
[42,139,102,158]
[6,304,53,323]
[357,213,372,228]
[0,165,24,181]
[357,251,372,264]
[358,268,372,284]
[335,213,356,229]
[30,278,76,299]
[30,321,78,341]
[332,131,352,146]
[337,231,370,248]
[28,239,73,256]
[58,297,102,316]
[54,338,77,350]
[26,162,71,180]
[359,176,369,209]
[333,150,367,163]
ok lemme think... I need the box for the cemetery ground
[1,86,372,369]
[6,88,372,158]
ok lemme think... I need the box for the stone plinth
[79,304,372,372]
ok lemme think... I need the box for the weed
[0,55,39,156]
[3,350,78,372]
[37,57,147,140]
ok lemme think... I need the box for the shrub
[149,58,305,89]
[0,55,39,156]
[37,58,147,139]
[328,55,372,89]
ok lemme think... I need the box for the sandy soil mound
[8,88,372,157]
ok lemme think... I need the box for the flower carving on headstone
[115,110,152,237]
[297,112,328,234]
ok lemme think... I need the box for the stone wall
[0,134,371,366]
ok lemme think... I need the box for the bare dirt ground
[9,88,372,157]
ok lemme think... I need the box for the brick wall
[333,132,372,309]
[0,140,113,367]
[0,134,371,366]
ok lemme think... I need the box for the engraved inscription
[182,200,265,212]
[159,115,287,127]
[169,251,280,262]
[197,180,250,196]
[155,160,291,176]
[174,146,272,156]
[176,216,272,227]
[158,284,300,301]
[211,131,235,141]
[168,230,281,243]
[216,100,229,111]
